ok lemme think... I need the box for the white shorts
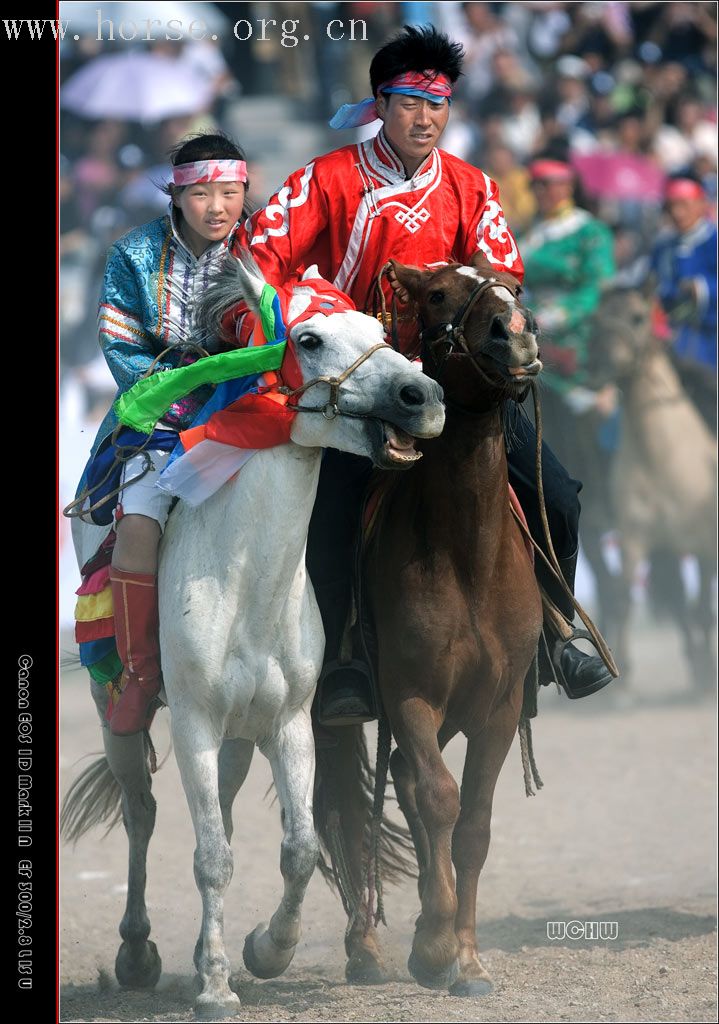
[116,448,173,532]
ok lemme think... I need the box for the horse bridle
[418,276,523,388]
[276,341,393,420]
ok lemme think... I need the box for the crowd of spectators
[61,1,717,365]
[60,3,717,615]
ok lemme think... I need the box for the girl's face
[173,180,246,255]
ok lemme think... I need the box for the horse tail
[313,725,416,915]
[647,545,686,622]
[60,732,156,844]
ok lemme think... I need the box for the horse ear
[231,249,266,315]
[301,264,323,281]
[388,259,426,302]
[195,247,266,339]
[469,250,495,277]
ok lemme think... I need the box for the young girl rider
[82,132,249,736]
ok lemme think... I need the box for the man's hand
[540,342,577,377]
[563,384,619,417]
[593,383,620,417]
[664,280,699,324]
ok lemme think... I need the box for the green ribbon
[114,340,287,435]
[88,649,123,685]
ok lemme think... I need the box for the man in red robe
[222,26,614,720]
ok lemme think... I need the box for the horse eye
[299,333,322,350]
[428,291,445,305]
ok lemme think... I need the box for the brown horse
[314,252,544,995]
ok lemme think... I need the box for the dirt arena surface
[60,614,717,1023]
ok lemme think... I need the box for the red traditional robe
[228,128,524,353]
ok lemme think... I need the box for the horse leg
[392,699,461,990]
[450,699,522,997]
[243,709,319,979]
[390,720,458,903]
[690,556,716,693]
[90,681,162,989]
[581,525,621,641]
[171,711,240,1020]
[615,535,642,686]
[192,737,255,976]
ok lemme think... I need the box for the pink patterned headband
[172,159,248,186]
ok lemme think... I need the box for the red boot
[109,567,162,736]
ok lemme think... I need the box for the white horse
[63,258,445,1019]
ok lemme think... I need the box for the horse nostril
[491,316,509,341]
[399,384,426,407]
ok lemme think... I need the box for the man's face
[667,196,706,234]
[376,92,450,172]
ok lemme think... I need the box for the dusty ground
[60,612,717,1023]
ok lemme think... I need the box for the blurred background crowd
[59,1,717,629]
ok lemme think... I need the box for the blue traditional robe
[650,218,717,371]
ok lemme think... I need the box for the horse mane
[195,248,262,346]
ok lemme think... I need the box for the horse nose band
[418,277,532,384]
[278,341,393,420]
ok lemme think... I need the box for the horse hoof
[115,939,162,989]
[195,989,241,1020]
[345,951,386,985]
[243,923,296,980]
[450,976,493,997]
[408,950,460,990]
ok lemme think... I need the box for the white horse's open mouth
[382,422,422,465]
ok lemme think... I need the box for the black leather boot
[313,579,377,727]
[307,452,377,728]
[540,550,616,700]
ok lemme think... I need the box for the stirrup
[316,658,378,727]
[550,628,614,700]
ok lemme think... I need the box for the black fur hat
[369,25,464,97]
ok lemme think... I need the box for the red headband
[665,178,706,202]
[529,159,574,182]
